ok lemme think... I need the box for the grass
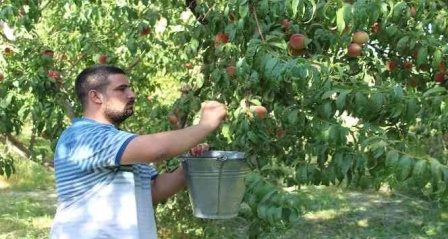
[0,159,56,239]
[280,186,448,239]
[0,159,447,239]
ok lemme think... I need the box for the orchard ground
[0,159,446,239]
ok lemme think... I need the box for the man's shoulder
[66,118,116,133]
[71,118,114,130]
[57,119,112,144]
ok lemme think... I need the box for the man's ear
[88,90,103,104]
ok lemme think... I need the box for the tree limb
[0,133,54,169]
[126,57,142,72]
[251,4,265,42]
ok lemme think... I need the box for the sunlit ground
[280,185,447,239]
[1,161,447,239]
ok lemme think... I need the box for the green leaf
[336,7,346,34]
[336,90,352,110]
[385,25,398,36]
[5,164,12,178]
[291,0,301,17]
[442,168,448,183]
[245,171,262,190]
[259,189,277,204]
[265,57,279,77]
[373,146,385,159]
[372,93,385,109]
[330,125,347,145]
[430,158,443,182]
[393,86,404,99]
[325,165,337,185]
[287,109,299,124]
[396,155,414,181]
[0,92,14,109]
[247,131,259,144]
[257,204,269,219]
[405,98,418,122]
[286,208,299,223]
[416,46,428,67]
[390,106,402,118]
[245,41,261,66]
[396,36,409,52]
[267,206,282,224]
[335,152,352,175]
[385,150,400,169]
[413,160,428,178]
[250,99,262,106]
[295,165,308,184]
[322,101,333,119]
[239,2,249,18]
[321,89,338,99]
[433,49,442,69]
[423,86,447,97]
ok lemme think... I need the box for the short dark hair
[75,65,126,108]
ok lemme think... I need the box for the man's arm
[151,166,186,203]
[151,143,210,203]
[121,101,226,165]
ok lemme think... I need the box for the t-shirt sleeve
[70,125,137,171]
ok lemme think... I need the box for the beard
[104,102,134,126]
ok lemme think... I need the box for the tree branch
[0,133,54,169]
[126,57,142,72]
[186,0,208,25]
[251,4,265,42]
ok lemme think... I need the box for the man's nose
[128,90,136,100]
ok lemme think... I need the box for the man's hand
[190,143,210,156]
[199,101,227,131]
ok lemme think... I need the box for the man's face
[102,74,136,125]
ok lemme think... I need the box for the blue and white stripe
[50,118,158,239]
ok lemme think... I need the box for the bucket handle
[216,155,228,162]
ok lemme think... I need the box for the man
[49,65,227,239]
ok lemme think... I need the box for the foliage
[0,153,15,179]
[1,0,448,237]
[2,155,55,191]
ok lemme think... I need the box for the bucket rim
[180,150,245,160]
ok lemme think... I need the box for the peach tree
[1,0,447,237]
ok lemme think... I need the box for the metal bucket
[181,151,250,219]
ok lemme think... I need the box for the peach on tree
[251,105,268,120]
[282,19,291,29]
[403,61,413,70]
[214,33,229,48]
[346,43,362,58]
[352,31,369,44]
[168,115,178,125]
[434,71,445,83]
[42,49,54,58]
[140,27,151,36]
[226,65,236,78]
[289,34,306,50]
[386,61,398,71]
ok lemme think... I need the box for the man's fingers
[190,143,210,156]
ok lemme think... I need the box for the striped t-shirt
[50,118,159,239]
